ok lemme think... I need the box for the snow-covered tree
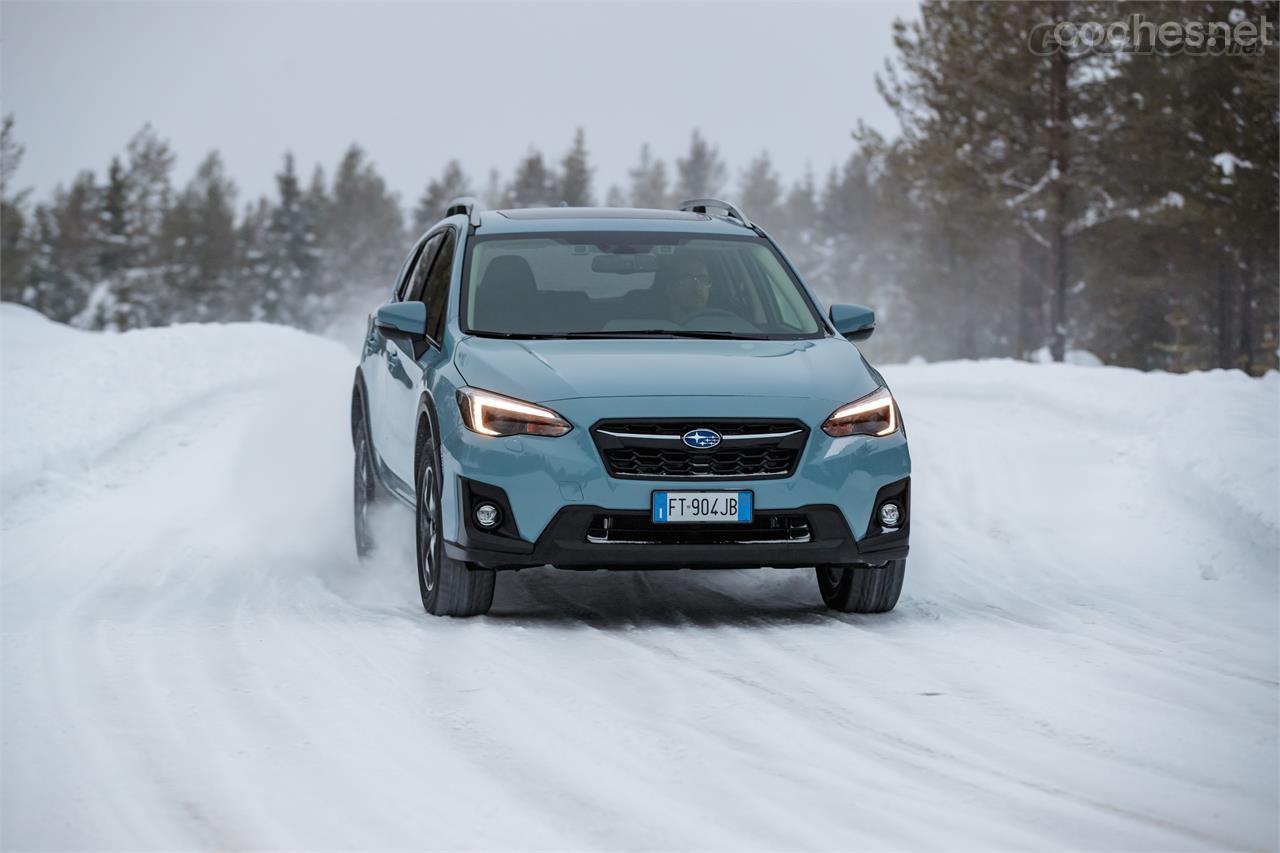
[314,145,404,321]
[163,151,239,321]
[123,125,175,267]
[248,153,319,325]
[27,173,102,323]
[1,115,31,303]
[99,157,129,277]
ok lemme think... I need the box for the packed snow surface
[2,304,1277,850]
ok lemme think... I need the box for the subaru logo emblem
[682,428,722,449]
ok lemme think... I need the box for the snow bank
[1030,345,1104,366]
[886,357,1278,585]
[0,303,353,500]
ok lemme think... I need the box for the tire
[352,401,379,559]
[816,560,906,613]
[416,423,495,617]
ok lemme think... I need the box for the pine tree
[303,164,329,243]
[810,148,886,322]
[821,152,876,243]
[674,130,727,200]
[164,151,239,321]
[557,128,594,207]
[776,168,820,279]
[99,157,129,276]
[236,196,273,321]
[274,154,313,275]
[0,115,24,205]
[506,149,557,208]
[254,152,319,325]
[1092,0,1278,372]
[0,115,31,303]
[413,160,472,233]
[123,124,175,267]
[70,124,179,329]
[783,168,819,239]
[877,2,1111,360]
[316,145,404,323]
[628,143,669,209]
[25,172,103,324]
[604,185,628,207]
[738,151,784,232]
[482,169,503,209]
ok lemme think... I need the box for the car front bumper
[436,394,911,570]
[444,498,909,570]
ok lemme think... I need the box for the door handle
[386,348,400,364]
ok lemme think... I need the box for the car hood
[453,336,879,405]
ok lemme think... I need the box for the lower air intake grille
[586,513,812,545]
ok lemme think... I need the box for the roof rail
[445,196,482,227]
[677,198,754,229]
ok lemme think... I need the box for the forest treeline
[1,0,1275,371]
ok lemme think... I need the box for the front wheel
[416,429,495,617]
[816,560,906,613]
[353,407,378,559]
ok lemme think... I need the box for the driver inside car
[667,255,714,323]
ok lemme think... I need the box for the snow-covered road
[3,305,1277,850]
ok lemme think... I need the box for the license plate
[652,491,753,523]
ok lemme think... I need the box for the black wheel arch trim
[415,390,442,472]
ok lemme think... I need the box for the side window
[404,234,443,303]
[422,229,457,342]
[395,237,430,300]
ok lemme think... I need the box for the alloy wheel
[418,461,438,593]
[354,429,374,554]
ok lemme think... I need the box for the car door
[383,229,450,486]
[367,234,432,474]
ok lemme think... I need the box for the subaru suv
[352,198,910,617]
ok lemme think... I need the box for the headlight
[822,387,898,437]
[456,387,572,437]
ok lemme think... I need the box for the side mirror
[829,303,876,342]
[375,302,427,337]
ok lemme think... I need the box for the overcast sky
[3,1,914,209]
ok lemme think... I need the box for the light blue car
[352,199,910,616]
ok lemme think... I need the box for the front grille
[604,446,797,478]
[586,513,812,545]
[591,419,809,480]
[597,421,792,437]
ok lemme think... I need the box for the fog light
[878,502,901,527]
[474,503,501,529]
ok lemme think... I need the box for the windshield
[462,232,823,339]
